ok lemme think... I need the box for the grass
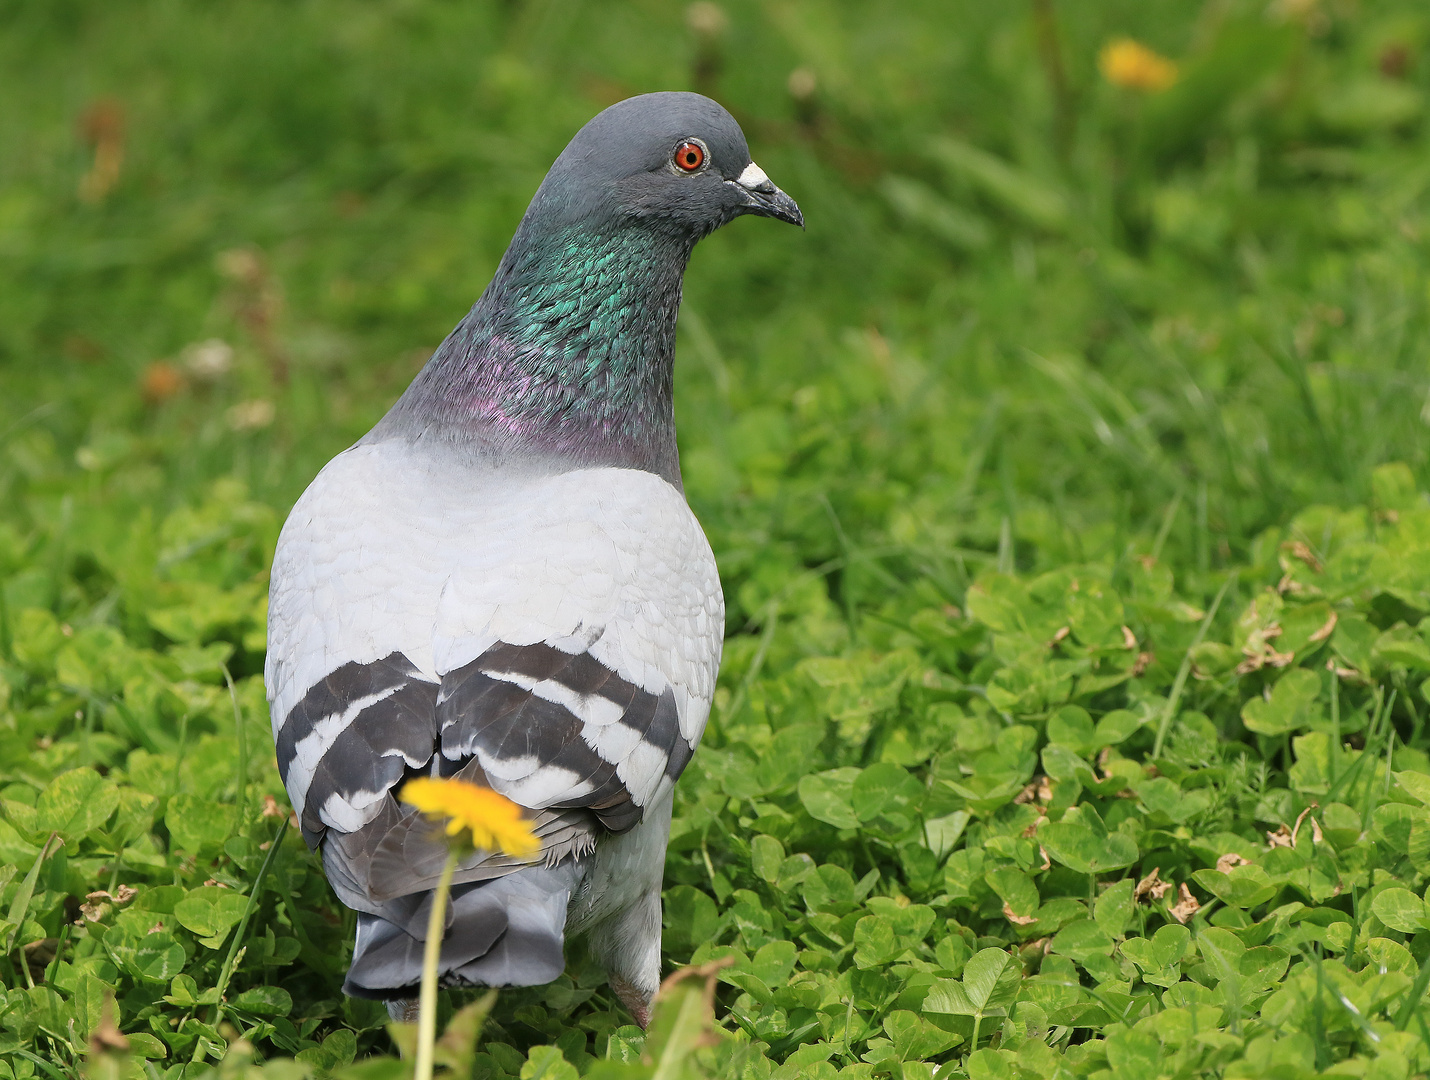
[4,0,1430,1076]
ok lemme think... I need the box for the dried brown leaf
[1168,883,1200,924]
[1308,610,1338,644]
[1003,903,1038,926]
[1282,539,1323,573]
[1135,867,1171,902]
[1265,824,1294,849]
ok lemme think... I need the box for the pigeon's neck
[378,218,693,486]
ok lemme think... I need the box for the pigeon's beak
[732,162,804,229]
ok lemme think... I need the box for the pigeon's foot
[386,997,420,1023]
[609,974,652,1029]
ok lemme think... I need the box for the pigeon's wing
[427,468,722,834]
[266,441,723,912]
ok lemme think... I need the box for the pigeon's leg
[590,889,662,1030]
[386,998,420,1023]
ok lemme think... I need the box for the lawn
[3,0,1430,1076]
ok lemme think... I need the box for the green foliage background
[4,0,1430,1076]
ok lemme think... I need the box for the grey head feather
[370,92,802,485]
[530,91,801,235]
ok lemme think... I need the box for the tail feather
[449,875,570,987]
[343,862,581,999]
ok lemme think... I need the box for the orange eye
[673,141,705,171]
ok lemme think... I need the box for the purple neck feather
[372,217,696,487]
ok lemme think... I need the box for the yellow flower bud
[1099,38,1178,92]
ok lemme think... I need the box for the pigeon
[265,91,802,1026]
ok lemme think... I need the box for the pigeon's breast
[265,439,724,761]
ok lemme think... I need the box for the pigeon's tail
[343,862,582,1000]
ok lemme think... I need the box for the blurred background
[3,0,1430,1068]
[2,0,1429,619]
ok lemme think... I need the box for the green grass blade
[5,832,60,954]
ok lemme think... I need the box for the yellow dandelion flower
[400,777,540,857]
[1099,38,1178,92]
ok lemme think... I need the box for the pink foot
[609,974,652,1029]
[386,998,420,1023]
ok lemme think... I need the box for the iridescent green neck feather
[377,218,693,485]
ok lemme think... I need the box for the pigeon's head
[387,92,803,477]
[531,91,803,238]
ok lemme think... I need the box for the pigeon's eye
[673,141,706,172]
